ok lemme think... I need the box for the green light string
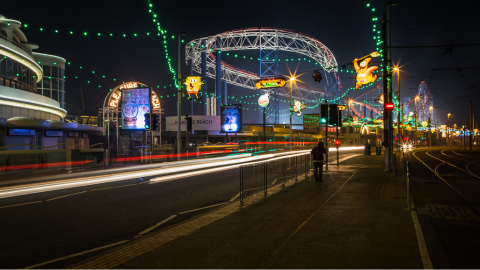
[146,0,179,88]
[22,24,175,39]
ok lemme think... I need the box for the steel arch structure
[402,81,434,123]
[186,27,342,102]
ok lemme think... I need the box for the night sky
[2,0,479,128]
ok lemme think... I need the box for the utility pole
[177,32,186,160]
[289,78,294,151]
[387,1,398,170]
[325,100,329,171]
[337,108,339,166]
[381,12,389,171]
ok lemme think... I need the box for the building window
[43,77,51,88]
[43,65,50,76]
[52,78,58,90]
[52,66,58,78]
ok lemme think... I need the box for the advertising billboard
[303,114,320,134]
[122,87,151,130]
[220,104,242,133]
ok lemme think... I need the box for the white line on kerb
[46,191,87,201]
[178,203,227,215]
[0,201,42,209]
[138,215,177,235]
[411,201,433,269]
[22,240,129,269]
[229,193,240,202]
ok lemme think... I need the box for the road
[0,148,362,269]
[405,146,480,269]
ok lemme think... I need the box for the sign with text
[255,77,287,89]
[9,129,35,136]
[45,130,63,137]
[165,116,220,131]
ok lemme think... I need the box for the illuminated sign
[384,102,394,110]
[122,87,151,130]
[9,129,35,136]
[45,130,63,137]
[119,83,138,90]
[293,100,306,116]
[184,76,204,99]
[151,91,160,109]
[421,121,429,127]
[337,105,346,111]
[378,94,384,104]
[258,93,270,108]
[353,51,379,90]
[255,77,287,89]
[220,104,242,133]
[110,91,122,107]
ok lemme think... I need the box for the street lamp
[447,112,451,146]
[414,96,420,146]
[289,76,295,150]
[393,67,401,149]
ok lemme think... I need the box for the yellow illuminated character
[184,76,205,99]
[354,57,378,89]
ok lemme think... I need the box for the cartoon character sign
[184,76,204,100]
[353,51,380,90]
[293,100,306,116]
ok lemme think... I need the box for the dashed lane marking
[90,183,138,191]
[178,203,227,215]
[46,191,87,201]
[22,240,129,269]
[139,215,177,235]
[0,201,42,209]
[411,200,433,269]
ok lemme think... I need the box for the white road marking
[178,203,227,215]
[411,201,433,269]
[229,193,240,202]
[138,215,177,235]
[46,191,87,201]
[328,154,361,164]
[23,240,129,269]
[90,184,138,191]
[0,201,42,209]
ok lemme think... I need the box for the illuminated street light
[289,77,296,150]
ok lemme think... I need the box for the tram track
[411,148,480,214]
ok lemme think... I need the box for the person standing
[311,141,327,182]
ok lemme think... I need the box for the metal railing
[239,153,311,207]
[406,160,411,211]
[0,74,36,93]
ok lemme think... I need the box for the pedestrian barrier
[406,160,411,211]
[239,153,311,207]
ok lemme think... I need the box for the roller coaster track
[185,27,342,102]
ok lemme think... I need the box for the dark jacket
[311,146,327,162]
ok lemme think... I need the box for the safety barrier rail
[239,153,311,207]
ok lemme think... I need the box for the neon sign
[353,51,379,90]
[119,83,138,90]
[184,76,204,99]
[293,100,306,116]
[110,91,122,107]
[255,77,287,89]
[258,93,270,107]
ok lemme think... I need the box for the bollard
[283,158,286,188]
[197,147,200,158]
[407,161,411,211]
[140,148,144,163]
[264,162,267,196]
[295,156,298,182]
[239,166,244,207]
[105,149,110,166]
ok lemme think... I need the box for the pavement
[68,153,426,269]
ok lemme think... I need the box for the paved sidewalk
[70,154,424,269]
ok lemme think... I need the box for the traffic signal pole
[382,12,389,172]
[325,101,329,171]
[336,111,339,166]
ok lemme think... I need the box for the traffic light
[335,140,340,146]
[320,104,329,124]
[151,113,159,130]
[329,104,339,126]
[144,113,151,129]
[185,115,193,132]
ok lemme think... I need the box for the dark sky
[3,0,479,127]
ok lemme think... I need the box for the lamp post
[447,113,451,146]
[414,96,419,146]
[394,67,401,149]
[177,32,186,160]
[289,77,295,151]
[429,106,433,147]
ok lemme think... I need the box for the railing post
[240,166,244,207]
[305,154,307,177]
[264,161,267,196]
[407,161,410,211]
[283,157,286,188]
[295,156,298,182]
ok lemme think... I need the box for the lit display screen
[220,104,242,133]
[122,88,151,130]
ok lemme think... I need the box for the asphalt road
[405,146,480,269]
[0,149,362,269]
